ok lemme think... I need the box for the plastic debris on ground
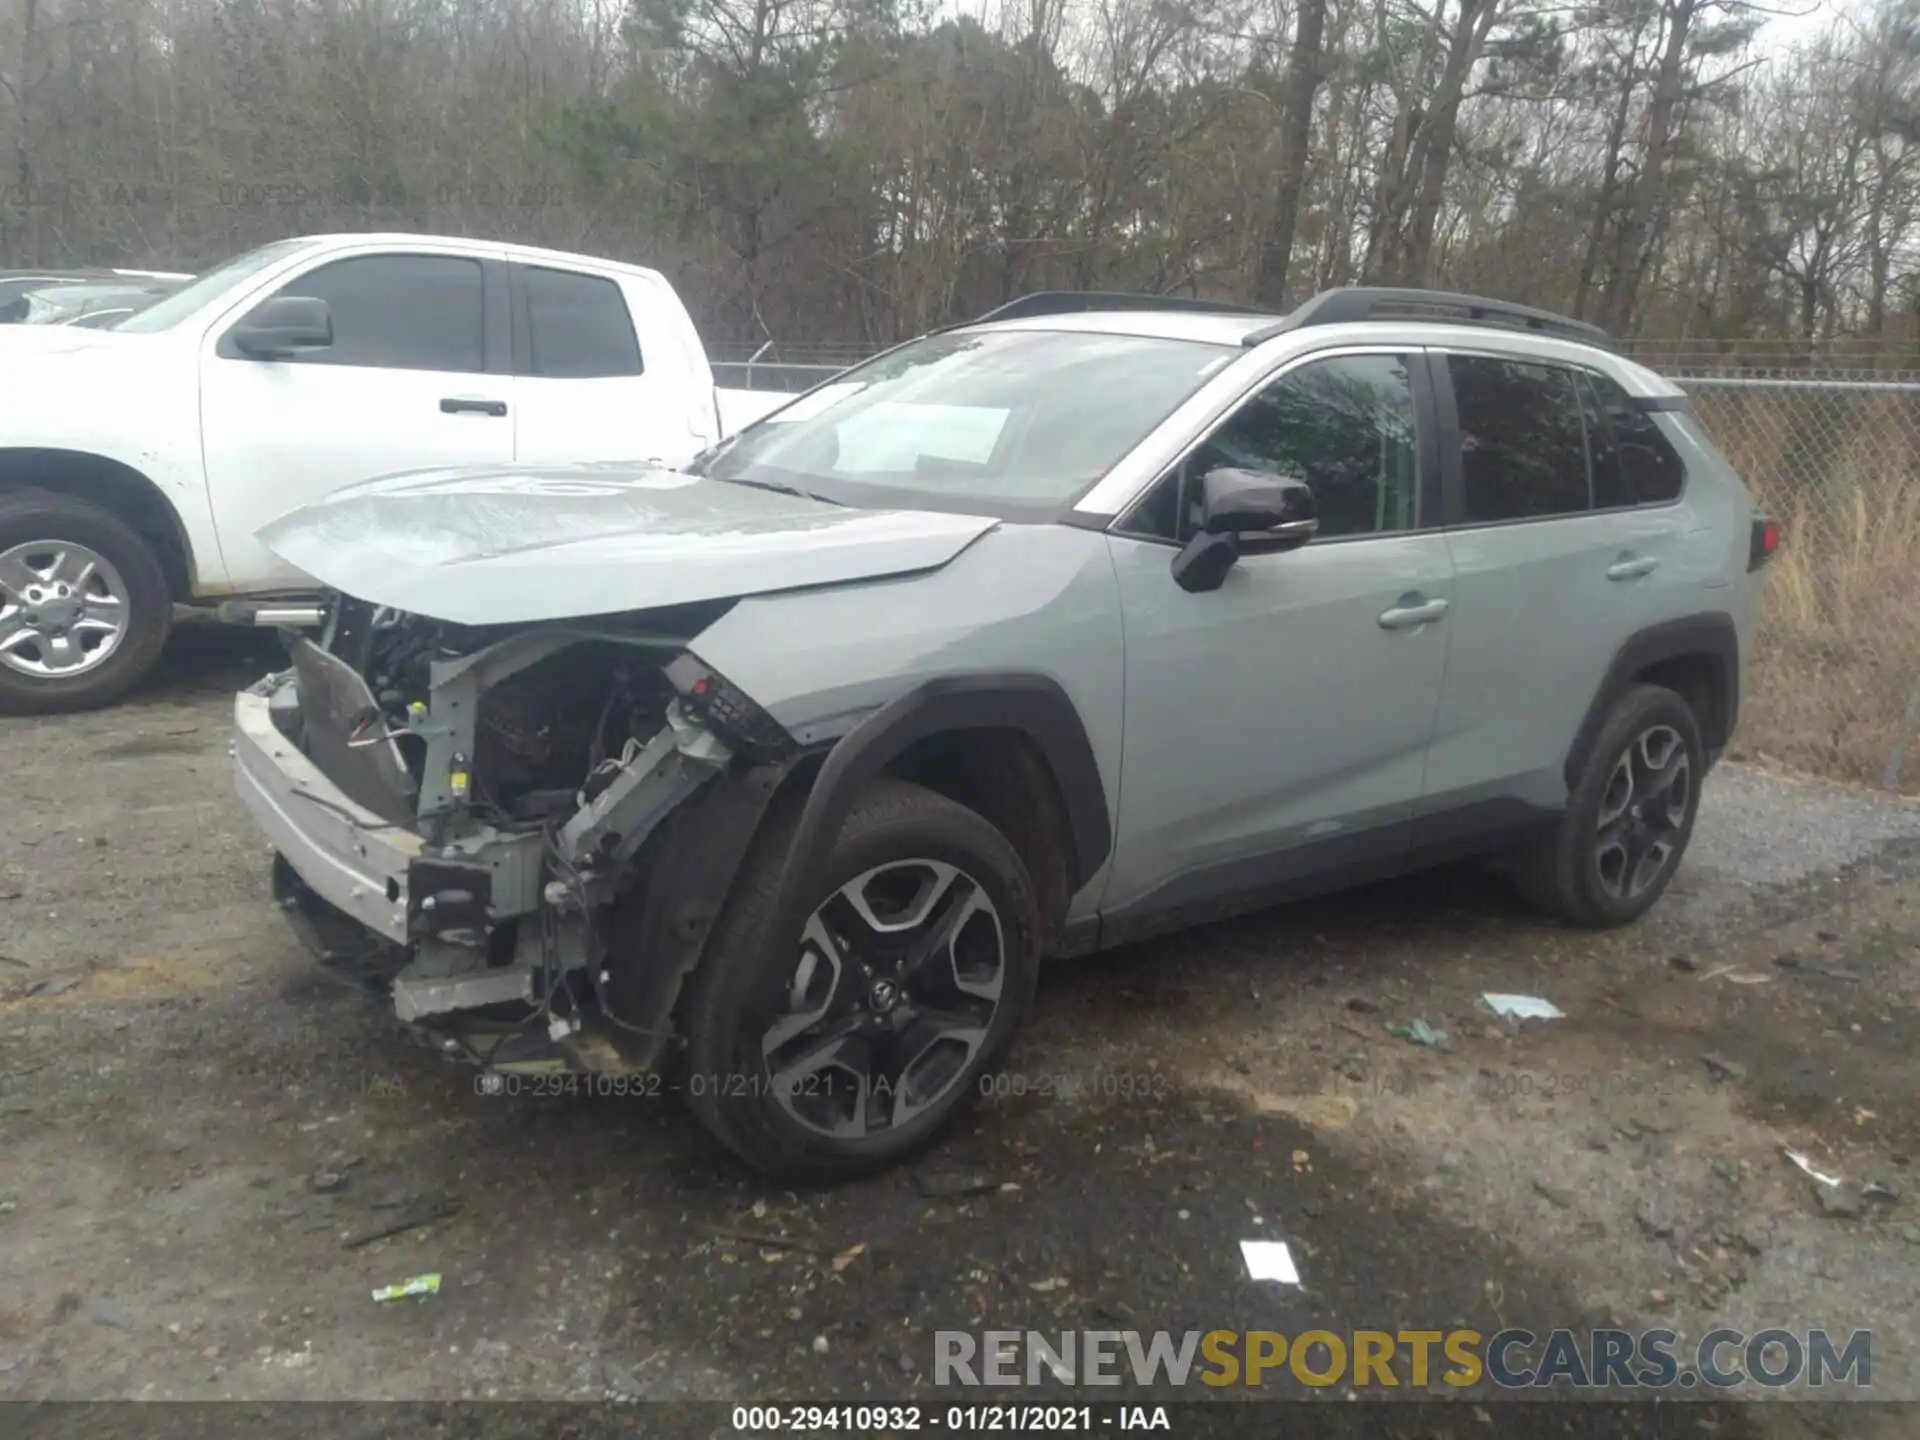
[1386,1018,1450,1050]
[1239,1240,1301,1285]
[371,1273,442,1302]
[1698,963,1772,985]
[1482,993,1564,1020]
[1784,1147,1843,1188]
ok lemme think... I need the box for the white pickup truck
[0,232,793,713]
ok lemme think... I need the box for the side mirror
[230,295,332,359]
[1171,467,1319,593]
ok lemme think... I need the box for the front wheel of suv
[678,778,1040,1185]
[1516,684,1705,929]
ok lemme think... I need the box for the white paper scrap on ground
[1483,993,1565,1020]
[1240,1240,1300,1284]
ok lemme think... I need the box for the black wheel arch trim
[601,674,1111,1063]
[599,753,805,1070]
[784,673,1113,898]
[1565,612,1738,789]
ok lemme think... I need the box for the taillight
[1750,516,1780,570]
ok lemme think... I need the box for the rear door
[1418,350,1700,831]
[200,249,516,589]
[508,261,714,469]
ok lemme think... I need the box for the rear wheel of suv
[679,777,1040,1185]
[1516,684,1704,928]
[0,489,172,714]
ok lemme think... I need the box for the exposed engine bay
[245,593,795,1078]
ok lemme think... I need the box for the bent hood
[256,464,999,625]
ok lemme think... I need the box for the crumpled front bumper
[232,688,422,945]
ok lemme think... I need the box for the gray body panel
[1424,407,1753,813]
[257,464,999,626]
[687,522,1128,918]
[1425,504,1703,809]
[1100,529,1454,912]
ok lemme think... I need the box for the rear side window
[264,255,485,372]
[1448,355,1590,523]
[522,266,643,379]
[1585,371,1685,505]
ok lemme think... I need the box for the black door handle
[440,397,507,417]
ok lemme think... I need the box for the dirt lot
[4,624,1920,1435]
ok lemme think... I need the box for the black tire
[678,777,1040,1185]
[0,489,172,714]
[1516,683,1704,928]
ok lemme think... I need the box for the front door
[200,250,516,590]
[1101,349,1455,932]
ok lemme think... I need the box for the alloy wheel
[0,539,130,678]
[761,859,1006,1140]
[1593,723,1691,900]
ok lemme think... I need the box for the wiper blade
[713,475,841,506]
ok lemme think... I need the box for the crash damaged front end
[233,595,797,1076]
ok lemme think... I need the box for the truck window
[521,266,643,379]
[254,255,486,373]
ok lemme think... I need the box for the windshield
[20,284,162,324]
[114,238,314,333]
[68,308,139,328]
[699,329,1235,516]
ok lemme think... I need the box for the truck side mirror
[230,296,333,359]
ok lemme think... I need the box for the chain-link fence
[1676,373,1920,795]
[716,338,1920,796]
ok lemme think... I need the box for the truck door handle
[1378,596,1449,629]
[1607,555,1659,581]
[440,396,507,417]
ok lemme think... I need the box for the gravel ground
[2,625,1919,1437]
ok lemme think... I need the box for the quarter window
[1585,371,1685,506]
[1448,355,1590,522]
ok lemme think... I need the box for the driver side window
[226,254,487,373]
[1124,353,1421,542]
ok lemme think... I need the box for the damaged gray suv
[233,287,1778,1183]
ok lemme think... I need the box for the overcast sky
[1759,0,1839,52]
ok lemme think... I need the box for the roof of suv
[958,284,1617,348]
[975,311,1271,346]
[962,292,1683,399]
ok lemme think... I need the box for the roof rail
[1242,287,1612,350]
[969,291,1280,325]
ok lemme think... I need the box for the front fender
[0,338,223,591]
[783,672,1112,895]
